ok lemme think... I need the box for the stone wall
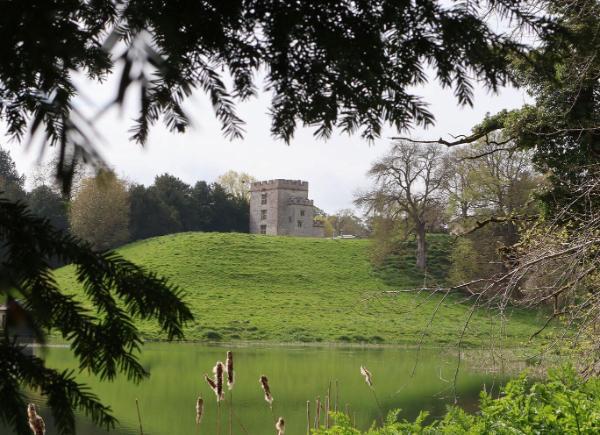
[249,179,322,237]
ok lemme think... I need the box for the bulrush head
[226,351,234,390]
[259,375,273,405]
[276,416,285,435]
[195,396,204,425]
[360,365,373,387]
[27,403,45,435]
[204,373,219,401]
[213,361,225,401]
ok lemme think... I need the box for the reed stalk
[325,392,330,429]
[229,407,250,435]
[335,380,339,413]
[226,351,234,435]
[135,399,144,435]
[325,379,331,429]
[217,400,221,435]
[306,401,311,435]
[369,388,385,426]
[314,396,320,429]
[360,365,384,426]
[228,391,233,435]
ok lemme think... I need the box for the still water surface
[24,344,506,434]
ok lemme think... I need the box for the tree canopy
[0,199,193,434]
[0,0,553,191]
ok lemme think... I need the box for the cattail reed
[359,365,384,425]
[259,375,273,406]
[214,361,225,401]
[276,417,285,435]
[314,396,321,429]
[226,351,234,435]
[306,401,311,435]
[360,365,373,387]
[27,404,45,435]
[226,351,234,390]
[195,396,204,425]
[205,374,217,394]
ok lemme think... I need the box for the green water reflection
[32,344,506,434]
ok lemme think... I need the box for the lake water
[17,344,508,435]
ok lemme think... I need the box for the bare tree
[356,141,449,270]
[445,137,542,243]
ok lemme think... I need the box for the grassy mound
[54,232,551,346]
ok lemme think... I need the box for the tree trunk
[415,222,427,271]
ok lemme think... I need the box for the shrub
[313,366,600,434]
[202,330,222,341]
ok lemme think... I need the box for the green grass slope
[54,232,551,347]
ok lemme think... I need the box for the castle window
[297,220,303,228]
[288,216,292,223]
[261,193,267,205]
[261,209,267,220]
[260,225,267,234]
[300,210,305,217]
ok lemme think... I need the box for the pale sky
[3,73,527,215]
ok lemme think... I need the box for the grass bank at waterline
[55,232,552,347]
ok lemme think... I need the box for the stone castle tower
[249,179,324,237]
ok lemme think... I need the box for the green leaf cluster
[314,366,600,434]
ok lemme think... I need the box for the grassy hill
[54,232,552,347]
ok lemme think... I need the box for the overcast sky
[3,73,528,215]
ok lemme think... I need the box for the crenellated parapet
[250,179,308,191]
[287,196,314,206]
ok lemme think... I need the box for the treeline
[0,148,249,251]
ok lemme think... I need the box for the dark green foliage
[152,174,196,230]
[129,183,181,240]
[207,183,249,233]
[26,185,69,233]
[0,199,193,435]
[314,366,600,434]
[374,234,454,286]
[0,1,554,190]
[0,146,26,201]
[468,0,600,212]
[129,176,249,242]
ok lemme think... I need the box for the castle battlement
[288,197,314,206]
[250,179,308,191]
